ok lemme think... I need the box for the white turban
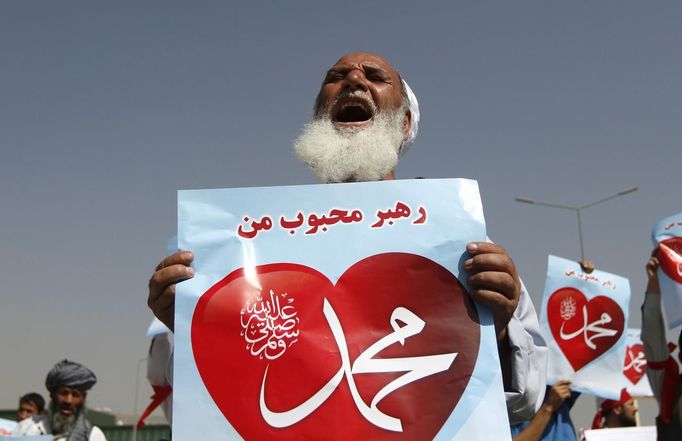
[400,79,420,156]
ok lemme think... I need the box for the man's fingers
[149,285,176,311]
[555,384,571,394]
[466,241,507,257]
[464,252,515,274]
[155,302,175,331]
[147,251,194,332]
[468,271,517,298]
[148,264,194,302]
[579,259,595,274]
[468,289,516,315]
[147,282,178,331]
[156,250,194,271]
[464,243,519,290]
[465,242,521,334]
[646,256,660,278]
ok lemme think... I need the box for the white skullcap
[400,79,420,155]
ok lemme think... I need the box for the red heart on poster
[191,253,480,440]
[547,287,625,371]
[657,237,682,284]
[623,343,648,385]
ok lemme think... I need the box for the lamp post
[515,186,638,261]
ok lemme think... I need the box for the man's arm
[641,254,667,404]
[465,242,548,423]
[89,426,108,441]
[11,416,46,436]
[146,251,192,406]
[504,279,548,423]
[147,332,174,421]
[512,381,572,441]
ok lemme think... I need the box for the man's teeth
[335,101,373,122]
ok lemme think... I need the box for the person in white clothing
[146,51,548,424]
[641,254,682,440]
[12,359,107,441]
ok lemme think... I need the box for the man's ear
[613,406,623,415]
[402,110,412,141]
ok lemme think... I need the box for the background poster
[583,426,656,441]
[622,328,654,398]
[652,213,682,328]
[0,438,53,441]
[174,178,511,440]
[0,418,17,436]
[540,255,630,399]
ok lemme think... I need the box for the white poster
[173,179,512,440]
[540,255,630,399]
[583,426,656,441]
[622,328,654,397]
[652,213,682,328]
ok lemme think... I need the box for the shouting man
[13,359,107,441]
[147,52,547,425]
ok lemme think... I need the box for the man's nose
[62,394,75,404]
[343,69,368,92]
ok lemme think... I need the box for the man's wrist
[496,325,512,391]
[540,402,557,414]
[496,325,508,343]
[645,274,660,294]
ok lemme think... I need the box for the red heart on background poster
[657,237,682,284]
[547,287,625,371]
[191,253,480,440]
[623,343,648,385]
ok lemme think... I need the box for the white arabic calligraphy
[259,299,458,432]
[624,348,647,373]
[559,297,577,321]
[559,304,618,350]
[240,290,299,360]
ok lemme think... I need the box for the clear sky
[1,0,680,430]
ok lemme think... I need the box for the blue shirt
[510,389,580,441]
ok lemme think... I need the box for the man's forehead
[329,52,398,75]
[56,386,84,394]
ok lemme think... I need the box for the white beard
[49,402,77,436]
[293,112,405,183]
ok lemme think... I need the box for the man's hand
[646,252,661,295]
[511,380,573,441]
[147,250,195,331]
[543,380,572,412]
[464,242,521,341]
[579,259,595,274]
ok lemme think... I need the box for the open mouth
[332,98,375,126]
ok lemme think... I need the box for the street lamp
[515,186,638,261]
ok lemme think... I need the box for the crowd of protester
[4,51,680,441]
